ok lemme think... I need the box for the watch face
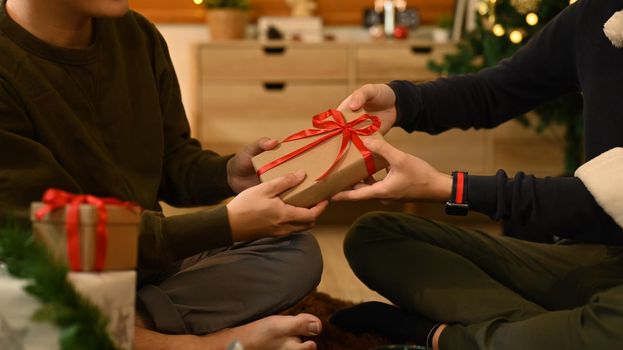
[445,202,469,216]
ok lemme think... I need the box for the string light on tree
[526,12,539,25]
[509,29,524,43]
[478,1,489,15]
[492,24,506,37]
[510,0,540,14]
[429,0,585,174]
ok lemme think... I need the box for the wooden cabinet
[196,40,565,177]
[197,42,350,154]
[199,43,349,81]
[355,41,453,83]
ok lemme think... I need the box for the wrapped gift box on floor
[0,268,60,350]
[0,268,136,350]
[252,109,389,208]
[68,271,136,350]
[30,190,141,271]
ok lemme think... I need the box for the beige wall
[157,24,207,136]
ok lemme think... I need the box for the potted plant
[203,0,250,41]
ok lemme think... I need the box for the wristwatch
[445,171,469,216]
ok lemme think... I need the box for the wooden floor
[314,225,389,303]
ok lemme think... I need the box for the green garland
[0,223,119,350]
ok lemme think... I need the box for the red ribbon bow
[34,189,139,271]
[257,109,381,181]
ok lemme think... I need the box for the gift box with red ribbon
[0,269,136,350]
[30,189,141,272]
[252,109,389,208]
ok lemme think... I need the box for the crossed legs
[344,212,623,349]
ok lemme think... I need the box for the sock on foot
[330,301,439,346]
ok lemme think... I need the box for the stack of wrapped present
[0,189,141,349]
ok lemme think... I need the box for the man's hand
[226,170,328,242]
[227,137,279,194]
[338,84,397,135]
[332,138,452,203]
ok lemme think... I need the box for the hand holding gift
[227,137,279,194]
[226,171,328,242]
[332,137,453,203]
[337,84,398,135]
[251,109,390,208]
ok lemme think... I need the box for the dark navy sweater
[389,0,623,244]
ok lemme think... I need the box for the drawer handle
[263,82,287,91]
[263,47,287,55]
[410,46,433,54]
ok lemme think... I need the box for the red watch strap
[455,171,465,204]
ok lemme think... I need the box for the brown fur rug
[281,291,391,350]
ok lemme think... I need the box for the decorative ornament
[393,25,409,39]
[0,316,27,350]
[369,24,385,39]
[604,9,623,48]
[510,0,540,14]
[285,0,317,17]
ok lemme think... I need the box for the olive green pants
[344,212,623,349]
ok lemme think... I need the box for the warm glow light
[492,24,505,37]
[526,12,539,26]
[569,0,577,4]
[395,0,408,11]
[478,2,489,16]
[490,0,497,3]
[193,0,203,5]
[509,30,524,43]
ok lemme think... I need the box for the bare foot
[134,313,322,350]
[214,313,321,350]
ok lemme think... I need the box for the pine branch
[0,223,119,350]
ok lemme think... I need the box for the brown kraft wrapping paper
[251,110,389,208]
[30,201,140,271]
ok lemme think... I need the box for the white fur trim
[604,10,623,48]
[575,147,623,229]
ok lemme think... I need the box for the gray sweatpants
[344,212,623,350]
[137,232,322,334]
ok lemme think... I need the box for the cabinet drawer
[198,82,349,151]
[356,43,452,82]
[199,44,349,81]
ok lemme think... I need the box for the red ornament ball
[393,26,409,39]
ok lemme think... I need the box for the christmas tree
[429,0,583,174]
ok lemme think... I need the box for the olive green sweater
[0,2,235,277]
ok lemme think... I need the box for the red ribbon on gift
[34,189,139,271]
[256,109,381,181]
